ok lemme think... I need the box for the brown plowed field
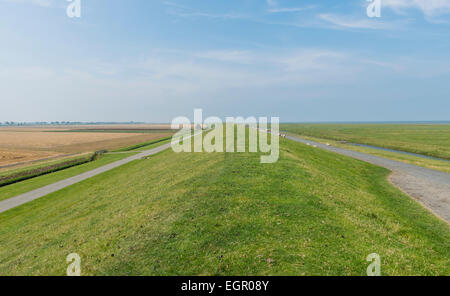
[0,126,173,167]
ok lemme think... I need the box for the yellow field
[0,125,173,167]
[0,149,61,167]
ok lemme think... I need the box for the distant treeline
[0,121,146,126]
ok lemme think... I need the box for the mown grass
[281,124,450,160]
[0,133,448,275]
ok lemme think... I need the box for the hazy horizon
[2,120,450,125]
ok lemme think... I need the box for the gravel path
[286,135,450,223]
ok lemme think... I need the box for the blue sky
[1,0,450,122]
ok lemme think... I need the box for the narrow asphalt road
[286,135,450,224]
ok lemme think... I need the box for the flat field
[0,125,173,167]
[281,124,450,160]
[0,135,448,275]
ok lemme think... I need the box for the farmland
[280,124,450,172]
[0,154,94,187]
[0,134,173,202]
[280,124,450,160]
[0,133,448,275]
[0,125,174,168]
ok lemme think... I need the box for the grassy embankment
[0,131,448,275]
[281,124,450,173]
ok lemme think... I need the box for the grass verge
[281,124,450,160]
[0,154,97,187]
[0,153,90,176]
[284,133,450,173]
[112,136,173,152]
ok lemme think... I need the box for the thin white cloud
[274,50,347,71]
[383,0,450,17]
[2,48,448,121]
[0,48,359,106]
[194,50,253,64]
[163,1,249,20]
[267,6,312,13]
[265,0,313,13]
[2,0,52,7]
[318,13,392,29]
[266,0,277,7]
[162,1,187,9]
[32,0,51,6]
[167,10,248,20]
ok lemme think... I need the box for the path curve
[286,135,450,223]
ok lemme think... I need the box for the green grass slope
[0,137,448,275]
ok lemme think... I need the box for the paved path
[0,143,173,214]
[286,135,450,223]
